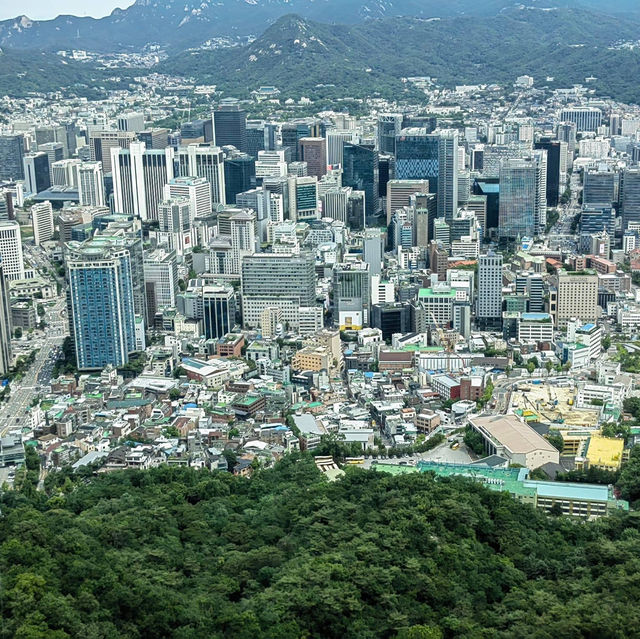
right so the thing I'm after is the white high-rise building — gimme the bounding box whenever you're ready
[77,162,105,207]
[229,210,256,276]
[176,144,226,206]
[437,130,459,222]
[255,150,288,180]
[111,141,174,220]
[326,130,355,166]
[477,252,503,328]
[0,221,25,280]
[32,201,55,246]
[164,176,212,222]
[157,198,193,256]
[143,247,178,324]
[51,159,81,187]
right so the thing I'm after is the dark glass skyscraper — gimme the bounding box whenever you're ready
[343,142,379,219]
[0,135,25,181]
[224,151,255,204]
[534,138,561,207]
[213,105,247,153]
[395,129,439,183]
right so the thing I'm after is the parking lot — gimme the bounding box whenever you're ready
[363,441,474,469]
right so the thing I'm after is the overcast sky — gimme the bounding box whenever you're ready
[0,1,135,20]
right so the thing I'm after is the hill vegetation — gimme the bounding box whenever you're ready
[164,9,640,104]
[1,455,640,638]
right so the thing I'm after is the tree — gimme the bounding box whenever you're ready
[617,445,640,504]
[545,361,553,376]
[602,335,612,351]
[546,432,564,452]
[169,388,182,401]
[36,303,45,317]
[463,425,485,456]
[13,327,22,339]
[526,361,536,377]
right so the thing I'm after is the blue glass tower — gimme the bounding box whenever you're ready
[395,129,439,184]
[67,240,137,370]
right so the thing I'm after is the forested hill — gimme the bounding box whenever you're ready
[1,456,640,638]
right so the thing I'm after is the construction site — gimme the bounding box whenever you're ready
[509,381,600,428]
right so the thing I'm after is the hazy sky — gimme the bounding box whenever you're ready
[0,1,135,20]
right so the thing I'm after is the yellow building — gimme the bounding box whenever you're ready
[575,435,624,471]
[292,347,331,373]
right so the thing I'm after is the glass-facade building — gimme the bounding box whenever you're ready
[67,241,137,370]
[203,286,236,339]
[498,159,537,240]
[395,130,439,183]
[342,142,379,218]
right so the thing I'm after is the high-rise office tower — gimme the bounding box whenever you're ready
[213,104,247,152]
[321,187,351,224]
[89,131,137,174]
[0,221,24,281]
[386,179,431,225]
[343,141,379,219]
[333,261,371,330]
[534,138,561,207]
[288,176,318,222]
[559,107,602,132]
[35,125,69,157]
[377,113,404,155]
[281,121,316,162]
[176,144,226,206]
[255,150,288,182]
[363,228,384,277]
[229,210,256,276]
[580,207,615,238]
[556,121,577,156]
[23,152,51,195]
[0,135,25,181]
[288,162,308,178]
[246,123,266,159]
[584,168,616,208]
[111,141,175,220]
[51,159,81,187]
[78,162,106,207]
[299,137,327,178]
[437,130,459,222]
[117,112,145,133]
[395,129,439,182]
[498,153,546,240]
[180,119,214,144]
[203,285,236,339]
[326,130,354,167]
[157,198,193,255]
[137,128,170,150]
[241,253,317,329]
[31,201,55,246]
[164,176,212,221]
[143,247,178,325]
[622,169,640,231]
[477,252,503,329]
[38,142,64,183]
[0,259,12,375]
[224,150,255,205]
[550,269,598,330]
[67,238,138,370]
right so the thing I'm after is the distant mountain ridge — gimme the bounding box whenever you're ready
[0,0,638,52]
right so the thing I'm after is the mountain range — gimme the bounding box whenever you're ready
[0,0,639,52]
[164,8,640,103]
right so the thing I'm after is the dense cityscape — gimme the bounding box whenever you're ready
[1,0,640,637]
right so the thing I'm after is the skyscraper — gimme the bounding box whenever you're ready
[224,150,255,204]
[534,138,561,207]
[213,104,247,153]
[0,259,12,375]
[143,247,178,325]
[326,130,354,167]
[343,142,379,219]
[164,176,212,221]
[23,152,51,195]
[31,201,55,246]
[117,112,145,133]
[395,129,439,182]
[111,142,175,220]
[559,107,602,132]
[38,142,64,184]
[288,176,318,222]
[377,113,403,155]
[477,252,503,329]
[176,144,226,206]
[157,198,193,255]
[67,238,138,370]
[437,130,459,222]
[551,269,598,330]
[51,159,81,188]
[622,169,640,232]
[78,162,106,207]
[333,261,371,330]
[363,228,384,277]
[299,137,327,178]
[0,221,25,281]
[0,135,25,181]
[89,131,137,174]
[584,168,616,208]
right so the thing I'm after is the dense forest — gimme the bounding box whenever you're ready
[2,456,640,638]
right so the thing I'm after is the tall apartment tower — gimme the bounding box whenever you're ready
[176,144,226,205]
[111,142,175,220]
[477,252,503,329]
[550,269,598,330]
[437,130,459,222]
[213,104,247,153]
[0,259,12,375]
[78,162,106,207]
[0,221,25,281]
[66,238,138,370]
[0,135,25,181]
[299,137,327,178]
[32,201,55,246]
